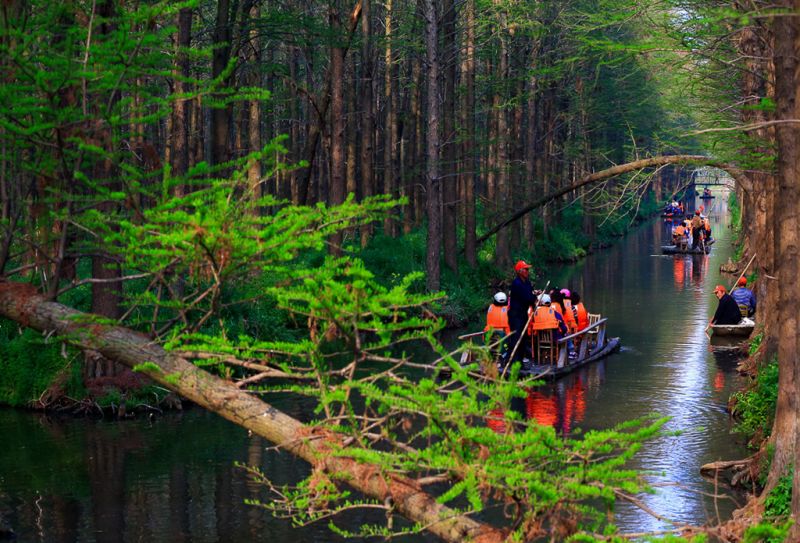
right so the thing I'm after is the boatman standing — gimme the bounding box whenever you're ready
[710,285,742,326]
[506,260,537,364]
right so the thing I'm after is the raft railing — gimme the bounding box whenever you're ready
[550,317,608,369]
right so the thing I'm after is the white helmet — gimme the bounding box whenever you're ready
[493,292,507,305]
[539,293,551,304]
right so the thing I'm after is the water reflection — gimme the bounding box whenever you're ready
[512,194,748,532]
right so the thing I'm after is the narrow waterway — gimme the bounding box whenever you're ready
[0,193,750,542]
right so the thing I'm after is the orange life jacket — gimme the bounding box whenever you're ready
[575,302,589,330]
[674,225,685,236]
[484,304,510,335]
[531,306,559,332]
[562,300,578,331]
[704,218,711,231]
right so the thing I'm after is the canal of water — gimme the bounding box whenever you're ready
[0,193,751,542]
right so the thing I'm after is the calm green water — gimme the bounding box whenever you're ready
[0,193,749,541]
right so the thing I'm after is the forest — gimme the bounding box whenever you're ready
[0,0,799,541]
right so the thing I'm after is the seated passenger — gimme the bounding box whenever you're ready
[710,285,743,326]
[570,292,590,331]
[485,292,511,336]
[730,277,756,317]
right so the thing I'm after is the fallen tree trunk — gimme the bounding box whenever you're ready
[476,155,741,247]
[0,281,507,543]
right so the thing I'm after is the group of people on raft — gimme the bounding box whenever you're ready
[663,201,685,216]
[672,208,713,250]
[483,260,593,367]
[710,276,757,326]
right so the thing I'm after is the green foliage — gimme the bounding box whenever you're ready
[0,319,85,406]
[731,357,778,447]
[764,472,792,518]
[729,191,746,261]
[743,519,791,543]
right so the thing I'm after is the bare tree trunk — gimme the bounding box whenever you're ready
[494,12,510,268]
[172,8,192,198]
[0,283,507,543]
[461,0,476,267]
[211,0,233,168]
[246,2,262,208]
[360,0,375,246]
[383,0,397,237]
[412,56,424,228]
[424,0,441,292]
[329,6,346,255]
[769,7,800,528]
[441,0,457,272]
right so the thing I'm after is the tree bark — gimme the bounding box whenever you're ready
[493,11,510,268]
[359,0,375,246]
[329,4,346,255]
[383,0,398,237]
[172,7,192,198]
[211,0,233,168]
[769,7,800,533]
[424,0,441,292]
[461,0,476,267]
[441,0,457,273]
[246,2,262,209]
[0,281,506,543]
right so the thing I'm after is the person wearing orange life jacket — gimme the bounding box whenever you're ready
[570,292,590,330]
[530,294,568,338]
[672,223,686,245]
[484,292,511,336]
[703,216,712,240]
[559,288,578,333]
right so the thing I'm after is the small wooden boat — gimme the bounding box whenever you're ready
[711,317,755,337]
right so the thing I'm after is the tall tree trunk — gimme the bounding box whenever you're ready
[87,0,124,381]
[441,0,457,272]
[246,2,262,208]
[171,8,192,198]
[424,0,441,292]
[383,0,397,237]
[769,5,800,528]
[494,14,510,268]
[360,0,375,246]
[412,55,424,228]
[211,0,232,168]
[461,0,476,267]
[329,10,346,254]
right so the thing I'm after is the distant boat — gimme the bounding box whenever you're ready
[711,317,755,337]
[700,194,715,199]
[661,238,715,254]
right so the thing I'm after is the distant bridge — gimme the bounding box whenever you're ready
[691,167,735,188]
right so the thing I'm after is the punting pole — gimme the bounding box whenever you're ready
[502,280,550,378]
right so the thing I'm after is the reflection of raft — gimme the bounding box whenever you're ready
[661,238,715,254]
[711,317,755,337]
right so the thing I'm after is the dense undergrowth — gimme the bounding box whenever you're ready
[0,196,660,409]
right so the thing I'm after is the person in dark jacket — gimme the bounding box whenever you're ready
[506,260,537,363]
[710,285,742,326]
